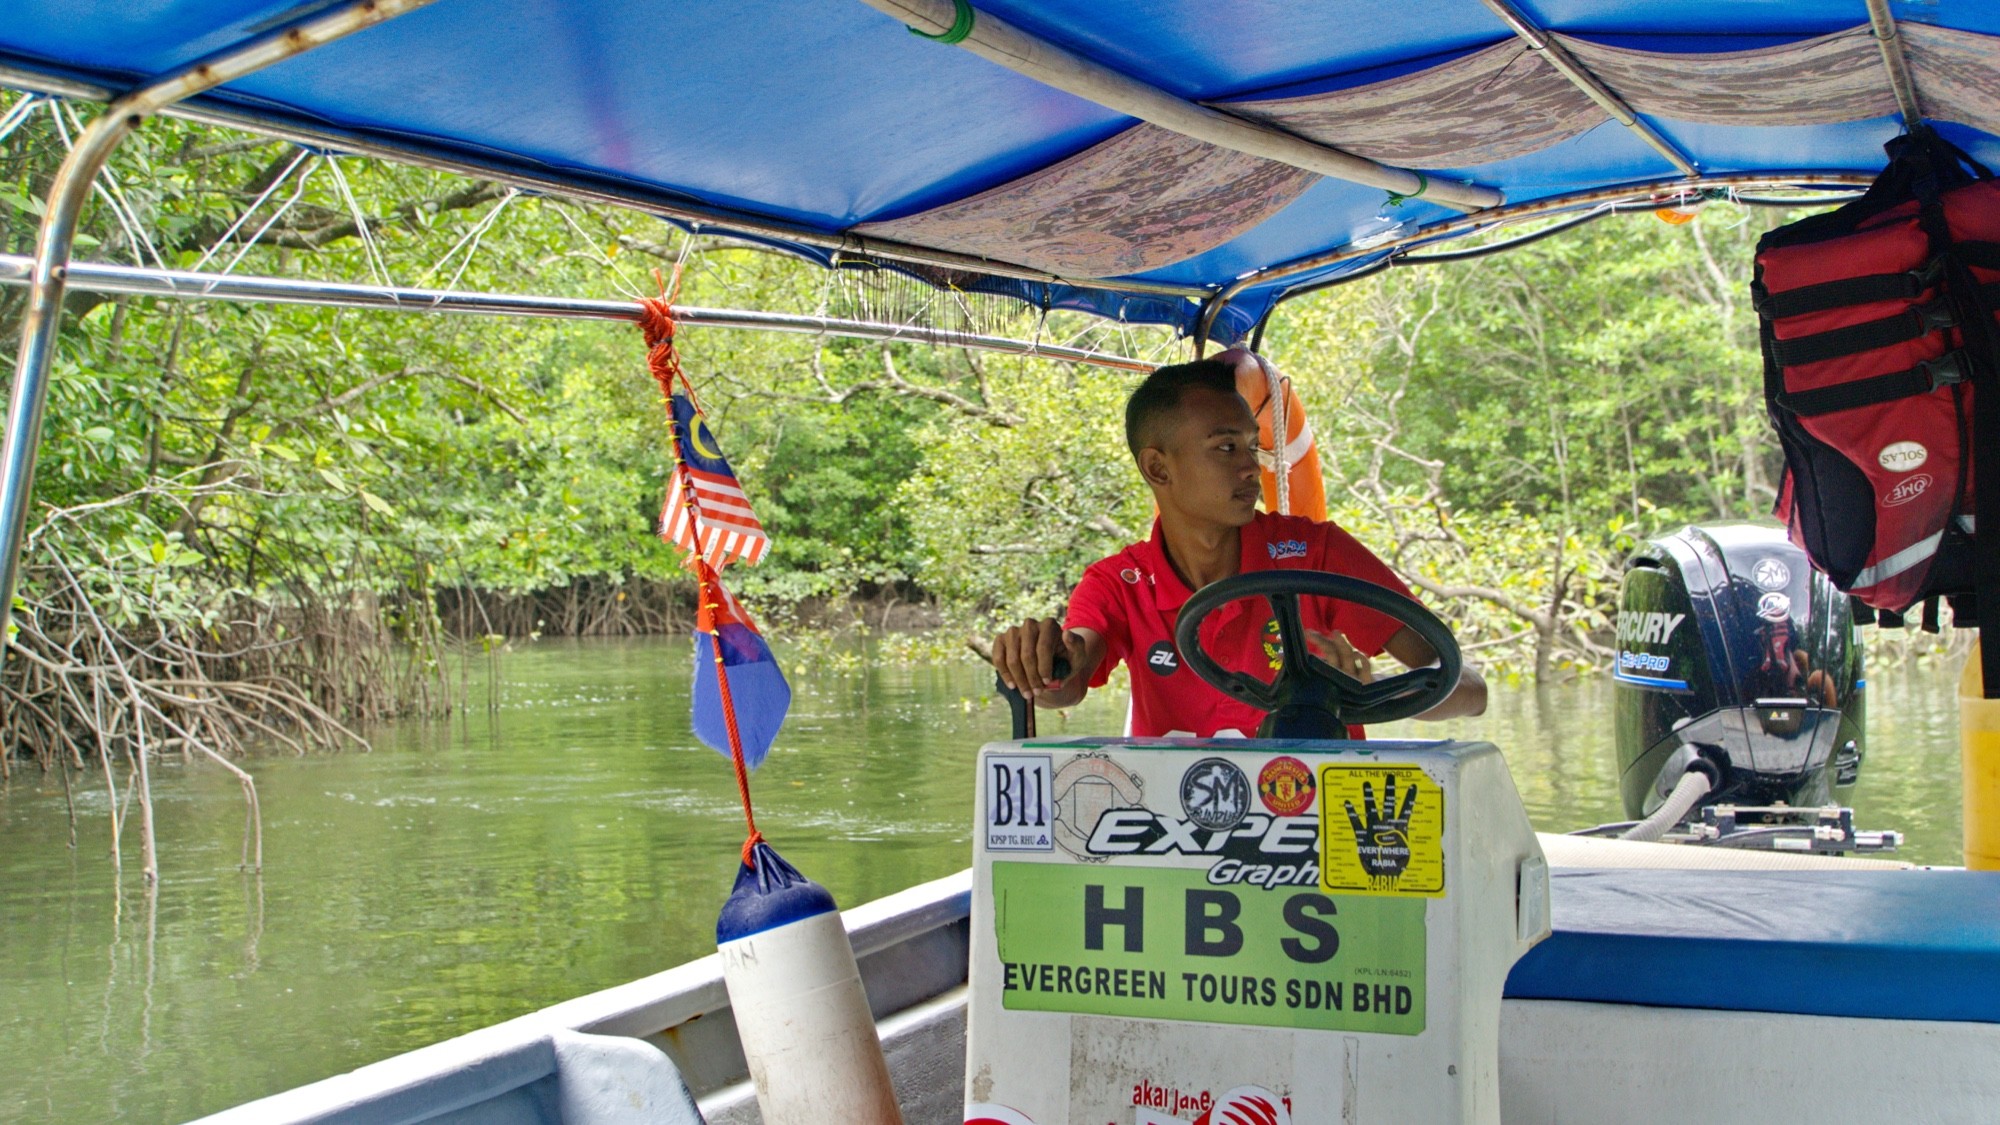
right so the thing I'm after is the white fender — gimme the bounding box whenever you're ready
[718,842,904,1124]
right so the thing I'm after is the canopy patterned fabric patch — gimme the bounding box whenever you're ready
[1226,41,1601,168]
[855,124,1316,276]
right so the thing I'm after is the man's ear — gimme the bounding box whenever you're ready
[1138,446,1171,489]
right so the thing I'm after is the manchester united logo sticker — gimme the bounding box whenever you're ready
[1257,756,1315,816]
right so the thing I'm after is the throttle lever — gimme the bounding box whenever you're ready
[996,657,1072,740]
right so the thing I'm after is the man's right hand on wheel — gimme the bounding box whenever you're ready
[991,617,1090,703]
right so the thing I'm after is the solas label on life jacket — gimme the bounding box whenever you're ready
[1879,441,1929,472]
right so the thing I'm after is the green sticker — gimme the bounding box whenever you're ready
[992,861,1426,1035]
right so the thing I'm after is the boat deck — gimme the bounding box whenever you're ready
[192,838,2000,1125]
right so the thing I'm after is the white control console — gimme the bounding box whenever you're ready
[965,738,1548,1125]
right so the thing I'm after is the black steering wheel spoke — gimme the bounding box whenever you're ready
[1353,665,1445,708]
[1303,654,1368,695]
[1173,570,1461,736]
[1265,590,1312,673]
[1218,668,1279,712]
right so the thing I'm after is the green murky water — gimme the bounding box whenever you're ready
[0,639,1966,1122]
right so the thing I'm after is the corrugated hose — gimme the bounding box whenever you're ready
[1622,767,1715,843]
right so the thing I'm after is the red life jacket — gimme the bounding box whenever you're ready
[1755,126,1998,696]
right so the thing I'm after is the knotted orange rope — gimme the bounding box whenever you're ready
[699,563,764,868]
[646,269,763,866]
[639,267,683,399]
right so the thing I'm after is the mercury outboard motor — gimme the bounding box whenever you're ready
[1608,524,1893,852]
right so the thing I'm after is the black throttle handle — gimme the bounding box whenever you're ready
[997,657,1072,740]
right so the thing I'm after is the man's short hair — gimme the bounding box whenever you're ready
[1125,358,1241,460]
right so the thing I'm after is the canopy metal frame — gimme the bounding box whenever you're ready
[1864,0,1924,127]
[1195,172,1879,347]
[1476,0,1700,179]
[0,254,1153,371]
[0,61,1211,303]
[1218,2,1936,346]
[0,0,444,666]
[860,0,1501,212]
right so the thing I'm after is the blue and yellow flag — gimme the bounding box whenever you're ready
[692,562,790,769]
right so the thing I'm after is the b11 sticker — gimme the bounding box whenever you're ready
[1319,765,1445,897]
[987,754,1053,851]
[993,860,1426,1035]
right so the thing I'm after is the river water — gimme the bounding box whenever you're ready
[0,638,1967,1122]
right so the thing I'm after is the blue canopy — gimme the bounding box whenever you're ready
[3,0,1997,342]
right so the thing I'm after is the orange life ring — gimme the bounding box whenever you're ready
[1217,348,1328,521]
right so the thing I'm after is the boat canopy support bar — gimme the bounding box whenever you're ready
[1865,0,1925,128]
[0,254,1153,372]
[0,63,1212,303]
[0,0,439,668]
[1476,0,1700,179]
[860,0,1502,212]
[1194,173,1875,344]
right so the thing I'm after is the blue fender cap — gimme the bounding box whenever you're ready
[716,840,839,944]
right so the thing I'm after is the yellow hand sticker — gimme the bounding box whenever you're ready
[1319,764,1445,897]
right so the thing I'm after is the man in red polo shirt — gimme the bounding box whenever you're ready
[991,352,1485,738]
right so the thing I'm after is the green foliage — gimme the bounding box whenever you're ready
[900,360,1155,622]
[1258,208,1807,673]
[1,87,1834,697]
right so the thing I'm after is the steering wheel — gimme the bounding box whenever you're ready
[1173,570,1462,739]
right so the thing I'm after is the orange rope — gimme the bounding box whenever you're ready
[640,264,689,399]
[646,274,764,868]
[698,563,763,866]
[640,310,680,402]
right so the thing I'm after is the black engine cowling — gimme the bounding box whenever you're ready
[1613,523,1866,819]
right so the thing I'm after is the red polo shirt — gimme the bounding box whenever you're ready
[1064,512,1416,739]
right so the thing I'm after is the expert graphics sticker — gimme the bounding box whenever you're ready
[1319,765,1445,897]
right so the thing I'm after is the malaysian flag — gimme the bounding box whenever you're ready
[659,386,770,567]
[692,561,790,770]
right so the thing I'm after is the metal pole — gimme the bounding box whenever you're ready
[1476,0,1700,179]
[0,62,1213,302]
[0,254,1154,372]
[1194,172,1875,342]
[1864,0,1925,127]
[0,0,437,664]
[857,0,1501,212]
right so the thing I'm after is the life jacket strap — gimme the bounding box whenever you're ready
[1753,256,1945,321]
[1770,297,1957,368]
[1777,349,1968,416]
